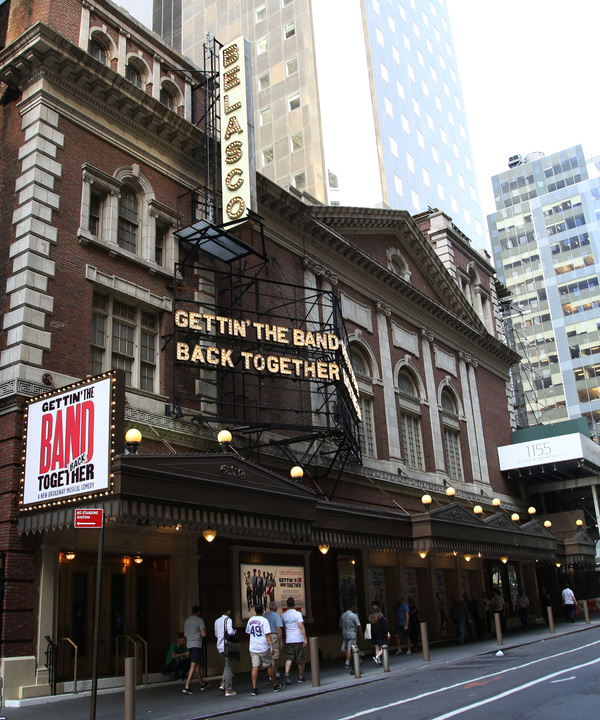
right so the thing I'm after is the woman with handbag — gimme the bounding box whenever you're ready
[214,604,238,697]
[368,604,388,666]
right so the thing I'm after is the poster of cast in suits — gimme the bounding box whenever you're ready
[240,564,305,620]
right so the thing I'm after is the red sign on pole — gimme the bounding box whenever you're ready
[75,508,104,528]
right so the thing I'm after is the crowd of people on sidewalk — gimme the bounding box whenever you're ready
[165,583,582,698]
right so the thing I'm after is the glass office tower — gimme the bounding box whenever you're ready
[153,0,486,246]
[489,145,600,434]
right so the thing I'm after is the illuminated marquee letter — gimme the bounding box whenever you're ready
[222,43,239,67]
[225,141,243,163]
[224,115,243,141]
[226,168,244,190]
[224,94,242,114]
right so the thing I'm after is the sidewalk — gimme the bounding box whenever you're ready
[2,618,599,719]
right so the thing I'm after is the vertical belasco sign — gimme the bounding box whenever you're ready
[220,36,257,222]
[21,371,123,510]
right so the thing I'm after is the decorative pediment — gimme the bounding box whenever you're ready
[428,502,485,527]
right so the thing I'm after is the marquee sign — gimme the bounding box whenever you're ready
[220,36,257,222]
[20,371,124,511]
[174,310,361,421]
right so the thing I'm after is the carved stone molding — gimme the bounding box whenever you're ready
[302,256,338,285]
[420,327,434,342]
[375,300,391,317]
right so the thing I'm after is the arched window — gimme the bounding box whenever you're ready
[126,63,143,89]
[440,388,463,481]
[388,249,411,282]
[350,347,375,457]
[118,187,139,253]
[160,86,175,111]
[89,37,108,65]
[398,369,424,470]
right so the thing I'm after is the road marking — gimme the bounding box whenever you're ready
[335,639,600,720]
[551,676,576,683]
[426,658,600,720]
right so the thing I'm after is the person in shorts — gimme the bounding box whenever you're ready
[246,604,284,696]
[182,606,208,694]
[263,600,284,679]
[339,604,361,670]
[282,596,308,683]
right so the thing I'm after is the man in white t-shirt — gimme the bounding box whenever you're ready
[282,596,308,684]
[562,584,577,623]
[245,604,284,696]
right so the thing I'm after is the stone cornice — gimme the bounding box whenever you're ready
[2,24,205,180]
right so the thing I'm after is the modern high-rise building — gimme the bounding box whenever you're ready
[489,145,600,434]
[152,0,487,246]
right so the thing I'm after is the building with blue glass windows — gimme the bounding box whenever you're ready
[152,0,487,246]
[488,145,600,434]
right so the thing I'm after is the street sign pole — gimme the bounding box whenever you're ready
[89,511,105,720]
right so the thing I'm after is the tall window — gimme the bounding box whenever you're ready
[89,192,102,236]
[284,20,296,39]
[118,188,139,253]
[398,370,424,469]
[91,292,158,392]
[351,348,376,457]
[441,389,463,481]
[160,87,175,111]
[89,37,107,64]
[126,63,143,88]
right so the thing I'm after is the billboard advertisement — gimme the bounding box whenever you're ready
[240,563,305,621]
[21,371,123,510]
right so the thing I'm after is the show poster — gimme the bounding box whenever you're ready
[21,374,114,508]
[367,567,387,615]
[240,563,305,620]
[338,554,357,612]
[403,568,419,604]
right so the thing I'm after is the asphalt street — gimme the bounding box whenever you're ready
[222,633,600,720]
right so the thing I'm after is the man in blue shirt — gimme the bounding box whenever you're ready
[394,595,411,655]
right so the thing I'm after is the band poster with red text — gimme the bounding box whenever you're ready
[22,374,114,508]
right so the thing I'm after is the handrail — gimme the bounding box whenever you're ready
[59,637,78,693]
[133,634,148,685]
[115,634,148,684]
[115,635,139,678]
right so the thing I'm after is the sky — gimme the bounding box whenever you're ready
[118,0,600,231]
[446,0,600,219]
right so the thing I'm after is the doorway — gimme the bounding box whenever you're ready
[57,553,169,680]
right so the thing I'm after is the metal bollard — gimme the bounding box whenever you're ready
[309,637,320,687]
[381,645,390,672]
[125,657,135,720]
[548,606,555,634]
[351,644,361,678]
[584,600,590,625]
[494,613,503,646]
[420,621,430,662]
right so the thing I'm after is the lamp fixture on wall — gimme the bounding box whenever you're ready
[318,544,329,555]
[217,429,232,446]
[203,528,217,542]
[125,428,142,454]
